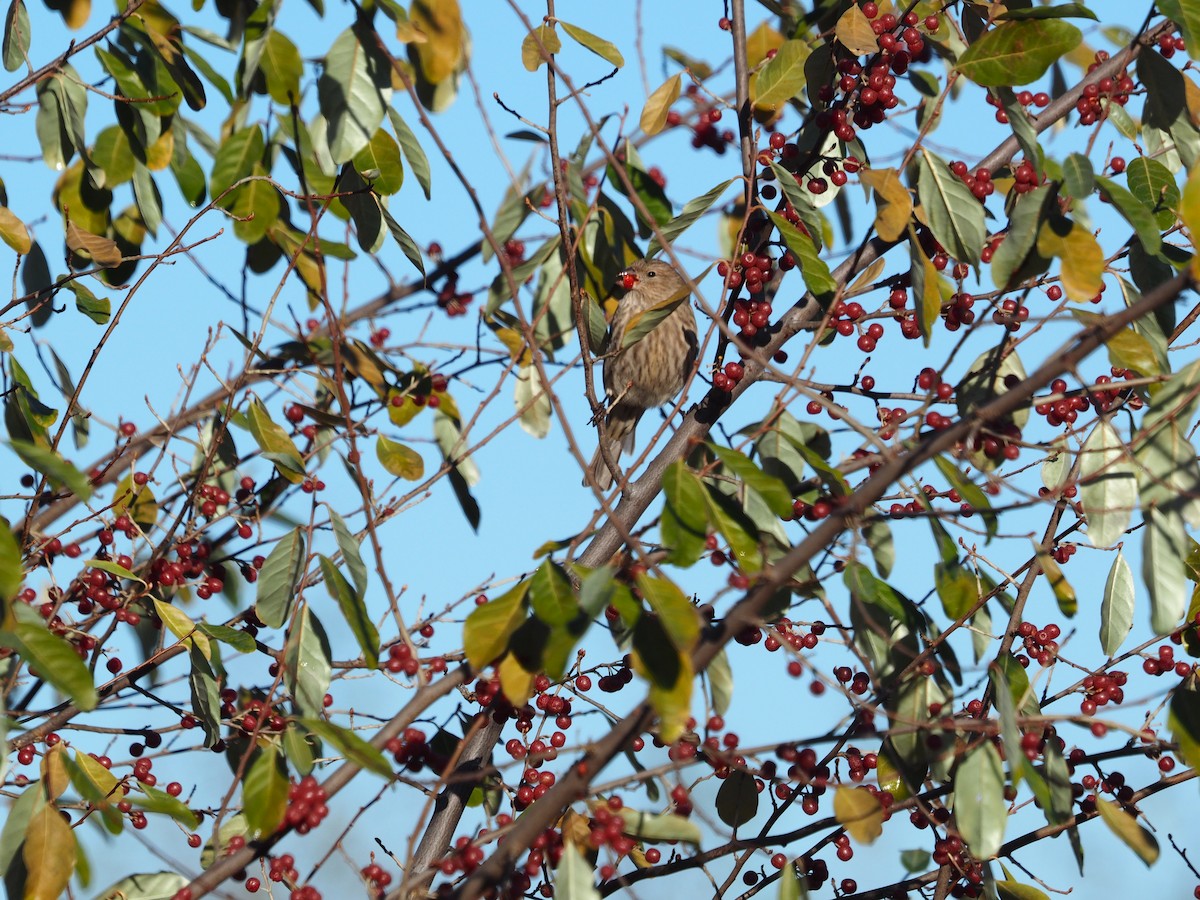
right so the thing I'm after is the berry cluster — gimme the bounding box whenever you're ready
[1078,670,1128,725]
[1075,51,1136,125]
[1015,621,1062,667]
[712,360,746,393]
[991,297,1030,332]
[1086,367,1141,413]
[435,272,473,317]
[385,727,443,774]
[686,105,734,154]
[284,775,329,834]
[949,160,995,201]
[1158,33,1189,58]
[1141,643,1192,678]
[987,88,1051,125]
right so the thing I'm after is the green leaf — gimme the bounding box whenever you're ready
[778,861,809,900]
[243,745,288,838]
[1143,505,1187,634]
[9,439,91,500]
[284,606,332,718]
[318,26,391,164]
[353,128,403,195]
[0,516,21,601]
[188,646,221,748]
[996,877,1051,900]
[615,807,701,844]
[261,30,302,104]
[92,127,136,186]
[329,509,368,599]
[319,555,379,668]
[556,843,600,900]
[1079,420,1137,546]
[463,582,529,668]
[715,769,758,828]
[1095,175,1161,256]
[640,72,680,135]
[381,207,426,277]
[933,456,997,539]
[918,150,986,268]
[954,741,1006,860]
[0,604,97,710]
[529,560,578,626]
[387,108,431,200]
[1095,798,1159,866]
[647,179,735,256]
[764,208,835,299]
[1168,680,1200,775]
[1126,156,1180,229]
[559,21,623,68]
[1061,152,1094,199]
[956,20,1082,87]
[255,527,306,629]
[991,184,1052,290]
[3,0,30,72]
[661,461,709,567]
[129,782,200,828]
[210,125,264,204]
[1099,549,1134,655]
[711,444,794,519]
[246,398,305,481]
[299,717,392,778]
[376,434,424,480]
[753,39,809,111]
[703,484,763,574]
[997,3,1098,20]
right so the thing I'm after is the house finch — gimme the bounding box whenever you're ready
[584,258,698,489]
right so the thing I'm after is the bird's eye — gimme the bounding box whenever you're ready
[647,270,657,277]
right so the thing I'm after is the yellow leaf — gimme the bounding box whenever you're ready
[65,221,122,268]
[386,389,424,426]
[1036,219,1104,302]
[859,168,913,242]
[0,207,32,255]
[1186,74,1200,126]
[835,4,878,56]
[410,0,464,84]
[40,744,69,800]
[23,803,77,900]
[640,73,681,136]
[745,20,783,66]
[492,325,532,365]
[145,129,174,171]
[1183,164,1200,273]
[833,786,884,844]
[63,0,89,28]
[497,652,535,705]
[1035,540,1077,617]
[153,598,212,658]
[521,24,560,72]
[632,647,693,743]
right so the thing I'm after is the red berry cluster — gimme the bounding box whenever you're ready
[949,160,995,201]
[966,420,1023,463]
[1034,378,1087,426]
[991,297,1030,332]
[586,797,636,856]
[931,834,984,894]
[713,360,746,393]
[1158,33,1189,58]
[1016,621,1062,667]
[435,273,473,317]
[688,106,734,154]
[1075,52,1136,125]
[368,326,391,347]
[1078,669,1127,720]
[385,727,441,773]
[718,250,775,293]
[220,692,288,736]
[284,775,328,834]
[1141,643,1192,678]
[1087,367,1141,413]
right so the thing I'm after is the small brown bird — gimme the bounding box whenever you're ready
[584,258,698,489]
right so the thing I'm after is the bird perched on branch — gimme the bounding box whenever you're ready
[584,258,698,490]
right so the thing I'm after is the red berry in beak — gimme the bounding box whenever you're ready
[617,271,638,291]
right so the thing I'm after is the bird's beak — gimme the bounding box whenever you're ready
[616,269,638,291]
